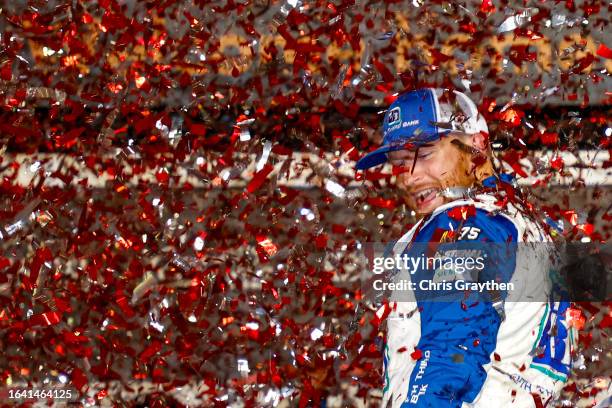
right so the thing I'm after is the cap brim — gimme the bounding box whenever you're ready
[355,133,445,170]
[355,145,397,170]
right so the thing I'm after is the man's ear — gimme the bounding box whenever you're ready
[468,131,494,182]
[470,131,489,152]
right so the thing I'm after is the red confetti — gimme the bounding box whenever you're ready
[315,233,328,249]
[595,44,612,59]
[366,197,397,209]
[70,367,88,391]
[246,164,274,194]
[139,340,162,362]
[480,0,495,13]
[29,312,61,327]
[567,308,586,330]
[531,393,545,408]
[28,246,53,290]
[447,205,477,221]
[257,235,278,258]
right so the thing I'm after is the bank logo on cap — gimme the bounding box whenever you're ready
[388,107,401,126]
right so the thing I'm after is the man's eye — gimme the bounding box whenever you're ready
[418,152,431,159]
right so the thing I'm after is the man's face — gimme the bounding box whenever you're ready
[387,134,477,216]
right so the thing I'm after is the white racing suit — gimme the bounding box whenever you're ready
[381,176,575,407]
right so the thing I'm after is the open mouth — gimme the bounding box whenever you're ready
[412,187,439,207]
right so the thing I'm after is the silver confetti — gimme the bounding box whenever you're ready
[497,8,539,33]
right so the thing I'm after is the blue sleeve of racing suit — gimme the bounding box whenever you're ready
[403,208,518,407]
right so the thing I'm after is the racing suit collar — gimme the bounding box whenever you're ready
[482,173,515,188]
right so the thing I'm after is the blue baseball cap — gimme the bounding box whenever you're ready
[355,88,488,170]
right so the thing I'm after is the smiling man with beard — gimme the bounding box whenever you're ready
[356,88,574,407]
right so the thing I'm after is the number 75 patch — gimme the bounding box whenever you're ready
[458,226,481,240]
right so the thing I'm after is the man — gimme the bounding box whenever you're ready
[356,89,574,407]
